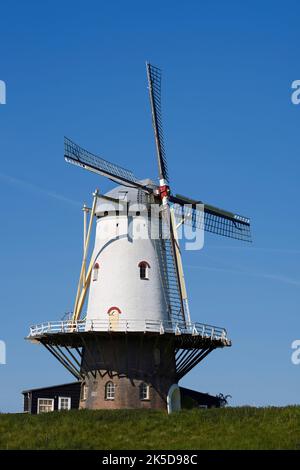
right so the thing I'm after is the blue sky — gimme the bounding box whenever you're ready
[0,0,300,411]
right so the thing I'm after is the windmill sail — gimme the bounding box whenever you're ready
[170,194,251,242]
[154,206,189,326]
[156,236,185,325]
[169,207,191,324]
[146,63,190,325]
[146,63,169,182]
[64,137,152,192]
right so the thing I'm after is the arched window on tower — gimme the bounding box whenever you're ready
[105,381,115,400]
[138,261,150,280]
[93,262,100,281]
[139,382,149,400]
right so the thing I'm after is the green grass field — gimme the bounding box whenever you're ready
[0,407,299,450]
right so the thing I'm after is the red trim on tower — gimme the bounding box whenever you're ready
[138,261,150,268]
[94,262,100,269]
[107,306,122,315]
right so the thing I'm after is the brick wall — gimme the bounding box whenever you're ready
[79,334,177,410]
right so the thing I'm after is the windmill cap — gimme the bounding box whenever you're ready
[105,179,155,202]
[94,179,156,216]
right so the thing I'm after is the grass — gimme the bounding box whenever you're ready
[0,407,299,450]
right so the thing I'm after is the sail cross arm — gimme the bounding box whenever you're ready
[64,137,153,192]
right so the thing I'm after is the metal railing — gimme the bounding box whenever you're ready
[28,319,229,343]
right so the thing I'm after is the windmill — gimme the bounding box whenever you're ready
[27,63,251,412]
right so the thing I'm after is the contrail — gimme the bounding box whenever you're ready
[209,244,300,255]
[0,172,81,207]
[186,264,300,287]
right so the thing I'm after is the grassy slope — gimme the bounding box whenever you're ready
[0,407,299,450]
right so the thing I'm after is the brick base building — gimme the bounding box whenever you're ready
[79,334,176,410]
[23,381,225,414]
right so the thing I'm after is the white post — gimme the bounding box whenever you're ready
[82,204,89,286]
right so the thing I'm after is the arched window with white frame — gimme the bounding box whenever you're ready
[139,382,149,400]
[138,261,150,280]
[105,381,115,400]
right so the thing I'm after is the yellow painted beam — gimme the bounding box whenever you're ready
[170,207,191,323]
[72,190,98,321]
[73,255,94,321]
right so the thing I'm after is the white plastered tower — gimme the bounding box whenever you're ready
[86,182,170,328]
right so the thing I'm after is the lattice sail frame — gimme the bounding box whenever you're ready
[146,63,169,182]
[154,209,186,325]
[171,201,251,242]
[64,137,150,191]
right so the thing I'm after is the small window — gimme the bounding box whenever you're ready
[105,381,115,400]
[82,383,88,401]
[37,398,54,414]
[139,382,149,400]
[138,261,150,280]
[58,397,71,411]
[93,262,100,281]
